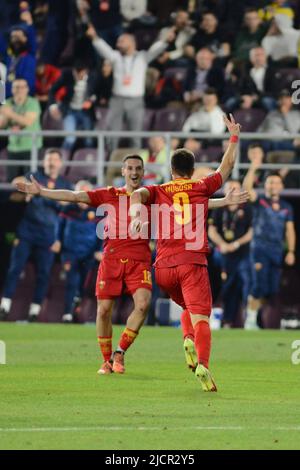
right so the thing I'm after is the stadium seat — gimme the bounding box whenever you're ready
[152,108,188,132]
[195,146,223,163]
[143,108,155,131]
[266,150,296,163]
[269,68,300,97]
[106,147,141,185]
[95,107,110,130]
[234,109,266,132]
[42,108,64,131]
[67,148,98,183]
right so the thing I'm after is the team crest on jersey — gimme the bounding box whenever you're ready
[99,281,106,290]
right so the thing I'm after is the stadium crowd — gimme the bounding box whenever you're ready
[0,0,300,329]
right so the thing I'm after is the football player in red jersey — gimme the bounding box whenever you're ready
[16,141,246,378]
[130,115,241,391]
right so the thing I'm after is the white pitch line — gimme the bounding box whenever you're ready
[0,426,300,433]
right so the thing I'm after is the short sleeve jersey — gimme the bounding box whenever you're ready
[87,186,151,263]
[145,173,223,268]
[253,196,294,254]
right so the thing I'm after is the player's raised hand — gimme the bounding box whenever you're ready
[224,114,241,136]
[225,188,249,206]
[15,175,42,196]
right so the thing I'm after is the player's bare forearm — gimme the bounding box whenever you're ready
[40,188,90,203]
[217,141,237,183]
[15,175,91,204]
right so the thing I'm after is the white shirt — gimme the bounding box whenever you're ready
[250,66,266,92]
[92,38,167,98]
[183,106,226,134]
[70,74,88,110]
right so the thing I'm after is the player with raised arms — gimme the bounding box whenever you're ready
[130,115,241,391]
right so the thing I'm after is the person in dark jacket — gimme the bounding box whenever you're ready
[57,180,102,323]
[48,62,100,150]
[184,47,225,105]
[0,149,72,322]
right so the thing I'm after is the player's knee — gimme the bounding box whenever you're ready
[97,305,111,321]
[135,297,150,315]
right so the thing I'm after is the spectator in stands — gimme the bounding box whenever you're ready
[77,0,123,47]
[258,89,300,150]
[95,59,113,107]
[184,47,225,106]
[186,11,231,62]
[208,179,253,328]
[0,78,42,181]
[87,23,175,149]
[35,61,62,113]
[2,16,37,98]
[158,9,195,67]
[262,14,300,67]
[224,48,276,112]
[233,8,268,62]
[245,143,266,186]
[41,0,71,65]
[48,62,100,151]
[57,180,102,324]
[0,149,72,322]
[183,88,225,154]
[259,0,295,22]
[145,66,183,109]
[140,136,168,184]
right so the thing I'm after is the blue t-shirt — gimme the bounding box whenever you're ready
[58,204,101,258]
[252,196,294,255]
[17,170,72,247]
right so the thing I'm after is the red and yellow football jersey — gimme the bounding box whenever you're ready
[87,186,151,263]
[145,173,223,268]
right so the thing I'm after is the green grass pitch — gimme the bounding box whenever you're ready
[0,324,300,450]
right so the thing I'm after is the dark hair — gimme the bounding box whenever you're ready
[248,143,264,151]
[44,148,63,159]
[266,171,283,182]
[204,87,218,96]
[171,149,195,177]
[244,7,259,15]
[123,154,144,167]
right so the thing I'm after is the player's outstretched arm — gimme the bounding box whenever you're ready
[209,188,249,209]
[216,114,241,183]
[15,175,91,204]
[242,157,262,202]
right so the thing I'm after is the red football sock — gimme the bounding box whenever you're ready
[118,328,138,352]
[181,309,194,340]
[194,321,211,369]
[98,336,112,362]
